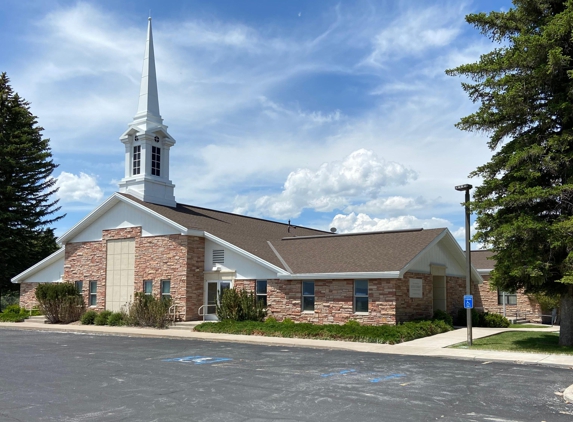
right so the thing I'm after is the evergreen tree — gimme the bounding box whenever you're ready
[0,72,63,294]
[447,0,573,345]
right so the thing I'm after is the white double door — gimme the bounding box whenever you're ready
[204,280,231,321]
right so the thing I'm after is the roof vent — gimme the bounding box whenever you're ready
[330,227,337,233]
[213,249,224,265]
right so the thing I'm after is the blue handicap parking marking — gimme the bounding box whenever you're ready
[370,373,406,383]
[321,369,356,378]
[162,356,232,365]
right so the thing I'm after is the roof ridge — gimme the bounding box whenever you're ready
[281,227,443,241]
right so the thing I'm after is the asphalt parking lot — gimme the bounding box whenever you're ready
[0,330,572,421]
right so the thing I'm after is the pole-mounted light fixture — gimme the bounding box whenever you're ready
[455,183,473,346]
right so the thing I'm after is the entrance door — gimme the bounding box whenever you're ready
[204,281,231,321]
[432,276,446,312]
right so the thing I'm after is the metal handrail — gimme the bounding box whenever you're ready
[197,305,206,322]
[168,304,178,325]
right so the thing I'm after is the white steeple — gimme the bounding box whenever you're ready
[118,17,176,207]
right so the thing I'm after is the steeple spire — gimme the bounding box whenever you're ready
[118,18,176,207]
[134,17,161,123]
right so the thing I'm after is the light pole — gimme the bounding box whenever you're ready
[455,183,473,346]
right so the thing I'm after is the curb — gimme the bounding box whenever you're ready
[564,384,573,404]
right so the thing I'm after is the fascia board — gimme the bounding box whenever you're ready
[57,193,194,244]
[117,194,193,235]
[57,194,122,244]
[277,272,401,280]
[399,229,447,277]
[11,248,64,283]
[204,232,289,275]
[441,229,484,284]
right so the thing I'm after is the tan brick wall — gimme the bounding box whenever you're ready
[475,275,542,321]
[64,227,205,321]
[395,273,433,322]
[19,282,40,309]
[446,275,467,317]
[266,278,396,325]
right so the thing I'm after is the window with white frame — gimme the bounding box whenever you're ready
[161,280,171,300]
[143,280,152,295]
[151,146,161,176]
[354,280,368,313]
[75,280,83,295]
[302,281,315,312]
[133,145,141,175]
[256,280,267,307]
[89,281,97,307]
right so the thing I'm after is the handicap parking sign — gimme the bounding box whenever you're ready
[464,295,473,309]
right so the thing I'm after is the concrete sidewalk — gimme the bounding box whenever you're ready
[0,320,570,368]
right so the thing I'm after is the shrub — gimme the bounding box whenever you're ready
[94,310,113,326]
[107,312,126,326]
[344,320,361,328]
[80,310,98,325]
[432,309,453,327]
[2,304,22,315]
[126,292,172,329]
[35,283,85,324]
[264,316,277,324]
[216,288,266,322]
[456,308,480,327]
[482,312,510,328]
[282,317,294,325]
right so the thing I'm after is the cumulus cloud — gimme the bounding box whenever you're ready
[52,172,104,203]
[233,149,417,219]
[330,212,451,233]
[344,196,430,216]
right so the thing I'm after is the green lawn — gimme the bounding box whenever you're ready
[508,324,552,329]
[451,331,573,354]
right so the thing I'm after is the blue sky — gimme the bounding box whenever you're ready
[1,0,513,246]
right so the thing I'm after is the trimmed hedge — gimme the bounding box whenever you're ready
[194,319,453,345]
[456,308,510,328]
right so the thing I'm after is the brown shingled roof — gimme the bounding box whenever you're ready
[269,228,446,274]
[119,193,327,270]
[470,250,494,271]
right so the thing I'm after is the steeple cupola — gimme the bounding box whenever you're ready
[118,17,176,207]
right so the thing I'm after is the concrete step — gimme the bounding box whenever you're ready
[168,321,209,331]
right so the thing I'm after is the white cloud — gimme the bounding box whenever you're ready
[344,196,430,216]
[362,3,464,67]
[233,149,417,219]
[53,172,104,203]
[330,212,451,233]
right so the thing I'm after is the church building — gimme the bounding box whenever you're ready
[12,18,482,325]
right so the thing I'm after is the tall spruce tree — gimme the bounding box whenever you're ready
[447,0,573,345]
[0,72,63,294]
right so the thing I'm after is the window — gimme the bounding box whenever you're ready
[75,280,83,295]
[151,146,161,176]
[302,281,315,312]
[213,249,224,265]
[498,290,517,305]
[89,281,97,307]
[256,280,267,307]
[161,280,171,300]
[354,280,368,313]
[133,145,141,175]
[143,280,152,295]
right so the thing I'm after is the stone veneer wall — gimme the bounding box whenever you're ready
[395,272,433,323]
[266,278,396,325]
[19,282,40,309]
[64,226,205,321]
[475,275,542,321]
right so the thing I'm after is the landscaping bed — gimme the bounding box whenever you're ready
[193,319,453,344]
